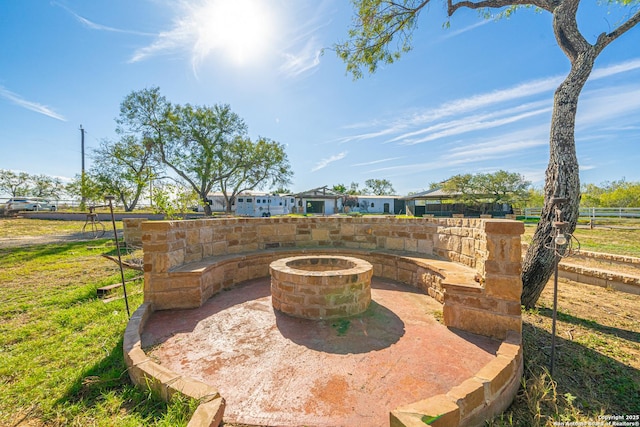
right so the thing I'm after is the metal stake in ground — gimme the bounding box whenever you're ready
[105,195,130,318]
[547,197,580,376]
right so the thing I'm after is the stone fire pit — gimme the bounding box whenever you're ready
[269,255,373,319]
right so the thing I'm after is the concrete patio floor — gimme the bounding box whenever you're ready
[141,278,501,427]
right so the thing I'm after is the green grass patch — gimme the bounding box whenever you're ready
[0,218,99,238]
[523,225,640,257]
[0,239,196,426]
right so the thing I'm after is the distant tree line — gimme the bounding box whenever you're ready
[0,170,66,199]
[581,179,640,208]
[433,173,640,210]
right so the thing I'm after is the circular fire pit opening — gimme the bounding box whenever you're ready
[270,255,373,320]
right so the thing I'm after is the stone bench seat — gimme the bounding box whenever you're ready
[157,247,481,311]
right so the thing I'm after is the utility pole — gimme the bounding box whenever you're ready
[80,125,85,173]
[80,125,86,209]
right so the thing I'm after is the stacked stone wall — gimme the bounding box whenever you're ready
[442,220,524,337]
[142,216,491,273]
[122,218,146,247]
[141,216,523,339]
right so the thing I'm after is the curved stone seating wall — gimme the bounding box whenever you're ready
[141,216,524,340]
[132,216,525,427]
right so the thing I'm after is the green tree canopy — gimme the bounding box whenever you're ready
[581,179,640,207]
[332,183,348,194]
[65,173,103,206]
[215,136,293,213]
[0,169,65,199]
[89,136,159,212]
[364,178,395,195]
[441,170,531,206]
[30,174,65,200]
[332,182,363,195]
[116,87,292,216]
[0,169,30,197]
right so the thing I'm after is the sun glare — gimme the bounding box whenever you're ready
[193,0,275,66]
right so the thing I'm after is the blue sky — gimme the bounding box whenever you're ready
[1,0,639,196]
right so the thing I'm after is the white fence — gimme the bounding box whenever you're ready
[523,207,640,219]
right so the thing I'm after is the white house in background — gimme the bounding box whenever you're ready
[291,186,406,215]
[235,192,295,217]
[292,186,344,215]
[351,195,405,215]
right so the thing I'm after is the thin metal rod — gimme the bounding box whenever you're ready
[107,198,130,318]
[550,249,559,376]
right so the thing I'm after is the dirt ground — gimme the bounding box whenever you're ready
[531,276,640,371]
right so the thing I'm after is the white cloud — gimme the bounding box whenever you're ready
[312,151,348,172]
[400,107,552,145]
[279,36,322,78]
[365,123,550,178]
[441,20,493,40]
[577,86,640,130]
[389,100,552,144]
[129,25,188,63]
[351,157,405,167]
[0,86,66,121]
[444,139,548,161]
[277,1,334,78]
[339,58,640,150]
[54,2,154,36]
[590,58,640,80]
[336,125,405,144]
[339,76,561,145]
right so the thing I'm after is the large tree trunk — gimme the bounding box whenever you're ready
[521,49,597,308]
[519,0,640,307]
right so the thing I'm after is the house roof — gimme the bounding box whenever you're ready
[292,186,343,199]
[354,195,401,199]
[402,188,461,200]
[293,186,402,200]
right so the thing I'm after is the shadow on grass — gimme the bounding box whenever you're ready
[0,239,112,263]
[537,307,640,344]
[55,337,193,425]
[519,321,640,418]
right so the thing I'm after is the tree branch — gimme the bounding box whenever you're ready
[594,9,640,55]
[448,0,554,15]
